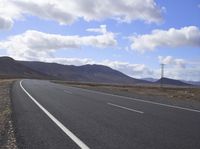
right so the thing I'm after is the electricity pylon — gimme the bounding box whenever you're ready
[160,63,165,87]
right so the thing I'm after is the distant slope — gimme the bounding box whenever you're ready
[155,77,191,86]
[19,60,148,84]
[142,78,157,82]
[0,57,49,79]
[181,80,200,86]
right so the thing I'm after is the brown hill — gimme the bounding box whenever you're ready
[0,57,49,79]
[155,77,190,86]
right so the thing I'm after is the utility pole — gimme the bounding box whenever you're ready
[160,63,165,87]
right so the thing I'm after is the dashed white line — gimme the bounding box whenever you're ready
[108,103,144,114]
[20,80,90,149]
[64,90,73,94]
[77,88,200,113]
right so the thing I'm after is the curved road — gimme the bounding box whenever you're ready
[11,79,200,149]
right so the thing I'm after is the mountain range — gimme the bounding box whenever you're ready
[19,60,147,84]
[0,56,197,86]
[0,56,147,84]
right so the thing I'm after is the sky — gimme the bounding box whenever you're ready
[0,0,200,81]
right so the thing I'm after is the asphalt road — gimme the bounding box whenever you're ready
[11,79,200,149]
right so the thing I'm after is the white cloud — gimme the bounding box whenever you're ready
[86,25,107,34]
[0,25,117,60]
[41,57,95,66]
[0,0,163,30]
[100,60,153,78]
[0,0,23,30]
[130,26,200,53]
[158,56,186,68]
[0,0,22,30]
[0,16,13,30]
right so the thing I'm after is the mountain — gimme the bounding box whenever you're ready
[19,60,148,84]
[0,57,49,79]
[181,80,200,86]
[155,77,191,86]
[142,78,158,82]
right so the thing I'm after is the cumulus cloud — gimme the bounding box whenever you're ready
[12,0,76,25]
[0,0,163,30]
[86,25,107,34]
[131,26,200,53]
[41,57,95,66]
[0,16,14,30]
[0,25,117,60]
[100,60,153,78]
[0,0,21,30]
[158,56,186,68]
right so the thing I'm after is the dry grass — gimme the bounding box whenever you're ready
[0,79,17,149]
[52,80,200,102]
[101,86,200,101]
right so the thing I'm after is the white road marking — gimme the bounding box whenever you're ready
[64,90,73,94]
[77,88,200,113]
[108,103,144,114]
[20,80,90,149]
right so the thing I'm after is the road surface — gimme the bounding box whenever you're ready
[11,79,200,149]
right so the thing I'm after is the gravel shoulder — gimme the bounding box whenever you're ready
[0,79,17,149]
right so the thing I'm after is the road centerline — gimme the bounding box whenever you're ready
[64,90,73,94]
[78,88,200,113]
[19,80,90,149]
[108,102,144,114]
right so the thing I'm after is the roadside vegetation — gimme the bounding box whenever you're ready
[0,80,17,149]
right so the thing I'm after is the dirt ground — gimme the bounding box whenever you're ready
[0,80,17,149]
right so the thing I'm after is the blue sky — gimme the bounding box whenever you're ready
[0,0,200,81]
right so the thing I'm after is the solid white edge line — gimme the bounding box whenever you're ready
[19,80,90,149]
[78,88,200,113]
[108,103,144,114]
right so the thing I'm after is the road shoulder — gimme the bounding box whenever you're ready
[0,80,17,149]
